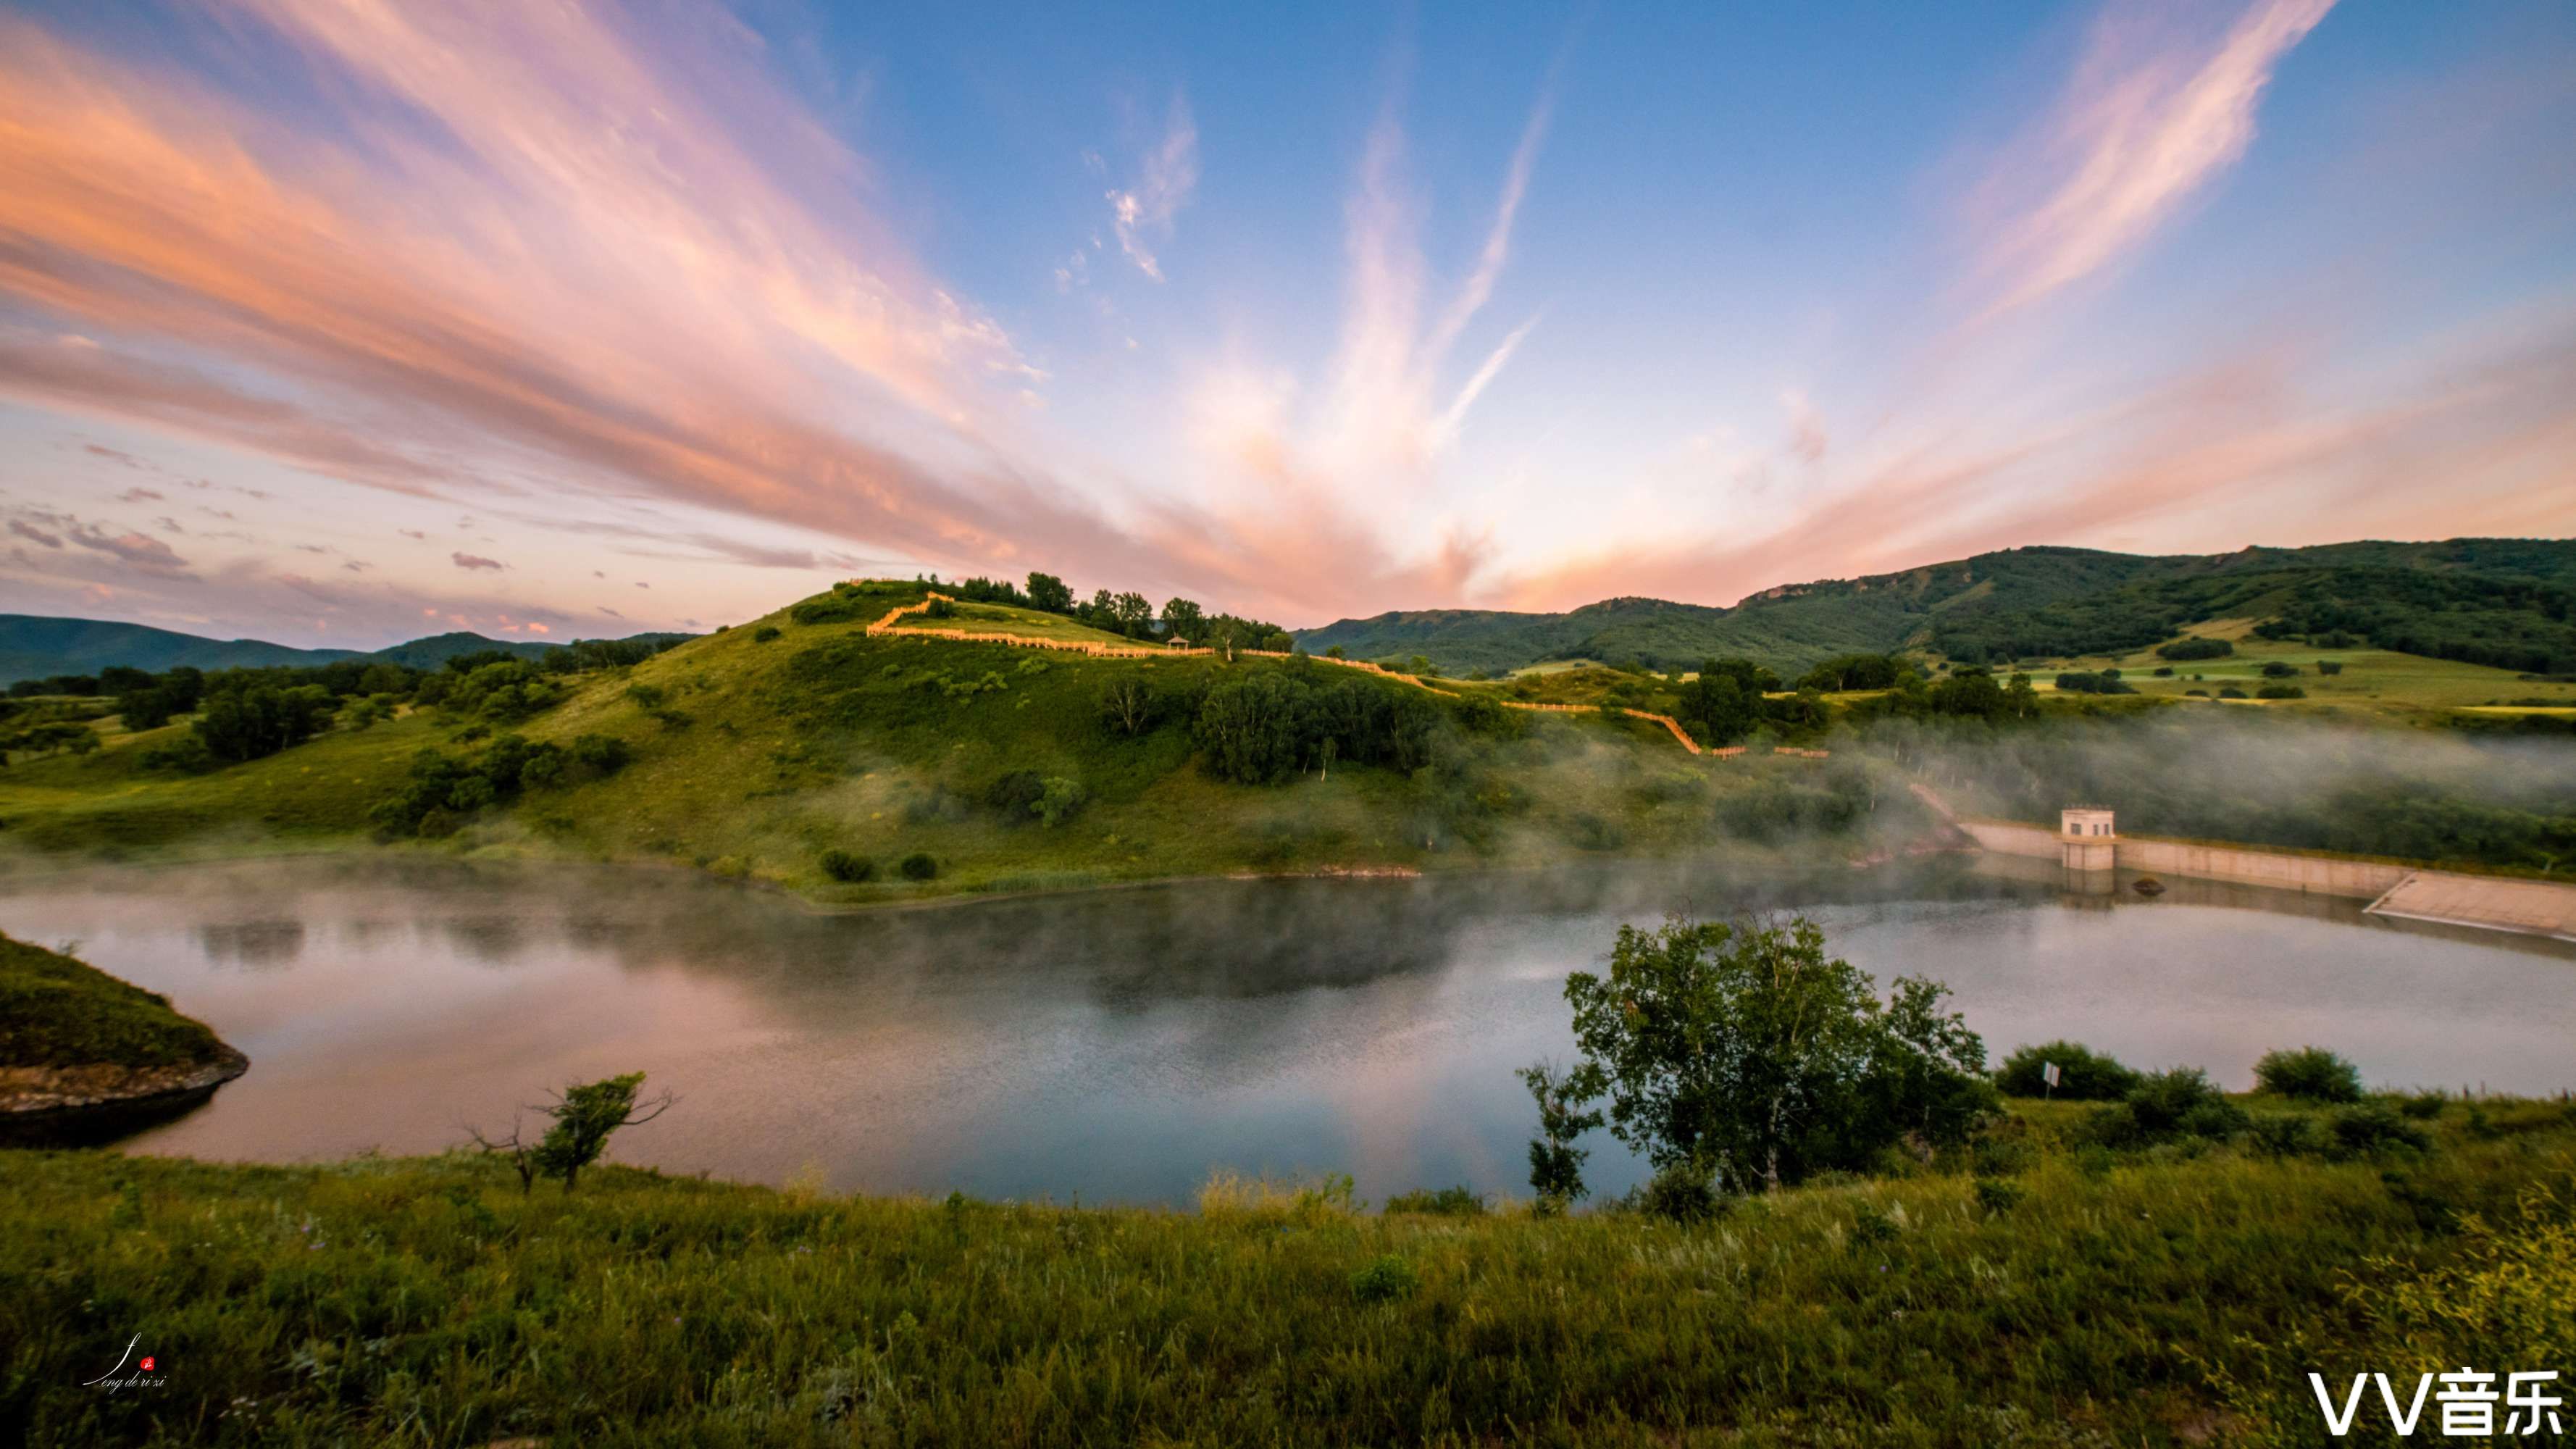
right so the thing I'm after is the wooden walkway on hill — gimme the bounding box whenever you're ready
[861,593,1810,761]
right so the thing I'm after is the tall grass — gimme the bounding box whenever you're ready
[4,1098,2570,1445]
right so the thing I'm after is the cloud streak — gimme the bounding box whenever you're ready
[1969,0,2338,318]
[1108,93,1200,281]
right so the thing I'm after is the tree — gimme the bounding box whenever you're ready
[468,1071,674,1194]
[193,682,336,761]
[1518,1060,1602,1203]
[1111,592,1154,638]
[1679,670,1753,745]
[1560,916,1989,1195]
[1099,677,1156,736]
[1026,572,1074,614]
[1160,597,1205,644]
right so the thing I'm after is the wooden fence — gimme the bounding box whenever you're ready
[861,592,1737,758]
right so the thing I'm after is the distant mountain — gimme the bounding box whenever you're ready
[0,615,693,684]
[360,632,556,669]
[0,615,357,682]
[1292,538,2576,675]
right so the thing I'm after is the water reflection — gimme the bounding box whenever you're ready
[0,855,2568,1205]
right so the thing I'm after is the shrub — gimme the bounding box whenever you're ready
[2125,1067,2246,1141]
[1348,1256,1419,1303]
[2218,686,2249,699]
[1849,1203,1900,1247]
[1973,1178,2023,1214]
[923,598,956,619]
[819,849,874,883]
[2248,1114,2321,1157]
[752,625,781,643]
[2317,659,2343,675]
[2399,1091,2447,1119]
[2152,666,2173,677]
[1634,1166,1721,1224]
[898,851,939,882]
[2254,684,2306,700]
[984,770,1046,820]
[2259,661,2299,677]
[2328,1101,2432,1159]
[1382,1186,1486,1216]
[1995,1041,2140,1100]
[1032,777,1087,827]
[2157,637,2233,660]
[2254,1046,2363,1103]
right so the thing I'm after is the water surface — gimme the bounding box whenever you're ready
[3,856,2568,1204]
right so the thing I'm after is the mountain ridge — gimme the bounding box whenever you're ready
[0,614,690,685]
[1292,538,2576,674]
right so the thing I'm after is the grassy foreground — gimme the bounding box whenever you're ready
[4,1099,2571,1446]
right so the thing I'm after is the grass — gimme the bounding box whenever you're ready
[0,932,225,1070]
[2010,620,2576,721]
[4,1096,2570,1445]
[882,600,1145,649]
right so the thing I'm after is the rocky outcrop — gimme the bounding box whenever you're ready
[1,1043,249,1119]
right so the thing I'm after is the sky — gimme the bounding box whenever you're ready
[0,0,2572,648]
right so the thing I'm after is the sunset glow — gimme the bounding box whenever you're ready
[3,0,2572,644]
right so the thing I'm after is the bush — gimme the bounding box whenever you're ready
[2317,659,2343,675]
[1995,1041,2140,1100]
[1973,1178,2023,1214]
[1849,1204,1899,1248]
[2399,1090,2447,1119]
[2328,1101,2432,1159]
[752,625,781,643]
[2254,684,2307,700]
[898,851,939,882]
[923,598,956,620]
[2157,638,2233,660]
[1634,1166,1721,1224]
[819,849,873,883]
[1381,1186,1486,1216]
[2247,1114,2320,1157]
[1032,777,1087,827]
[2125,1067,2246,1142]
[2254,1046,2363,1103]
[1348,1256,1420,1303]
[2218,686,2249,699]
[2260,661,2299,677]
[984,770,1046,820]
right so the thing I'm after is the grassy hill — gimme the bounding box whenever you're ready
[0,582,1923,897]
[4,1094,2568,1443]
[1295,538,2576,675]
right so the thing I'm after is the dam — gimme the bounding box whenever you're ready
[1958,808,2576,944]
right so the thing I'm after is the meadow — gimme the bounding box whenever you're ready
[4,1095,2568,1445]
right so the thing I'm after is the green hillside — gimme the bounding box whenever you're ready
[1294,538,2576,675]
[0,582,1923,897]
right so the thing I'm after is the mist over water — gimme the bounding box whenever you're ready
[2,856,2569,1206]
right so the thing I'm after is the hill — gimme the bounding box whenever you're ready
[0,615,695,684]
[0,582,1927,894]
[1294,538,2576,675]
[0,614,357,681]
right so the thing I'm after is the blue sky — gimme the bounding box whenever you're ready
[1,0,2570,645]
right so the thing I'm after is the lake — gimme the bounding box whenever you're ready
[4,856,2570,1204]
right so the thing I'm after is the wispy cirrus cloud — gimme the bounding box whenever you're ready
[1106,93,1200,281]
[1967,0,2338,318]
